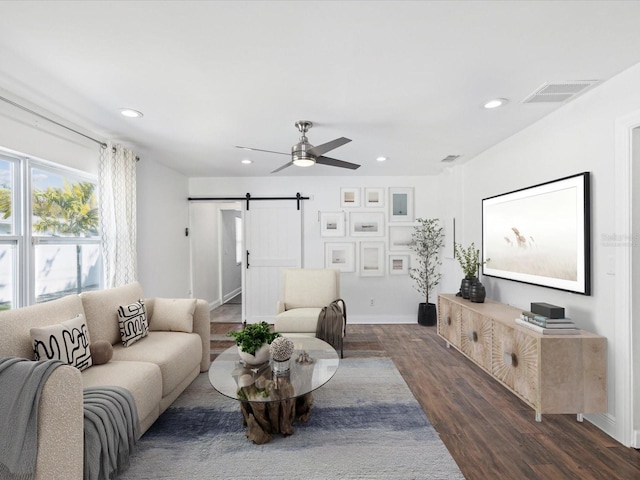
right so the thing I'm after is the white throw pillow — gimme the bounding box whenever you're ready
[150,298,197,333]
[117,299,149,347]
[30,314,93,371]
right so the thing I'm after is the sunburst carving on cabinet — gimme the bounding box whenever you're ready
[460,311,492,370]
[492,323,539,407]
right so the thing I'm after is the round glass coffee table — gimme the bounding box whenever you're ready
[208,335,339,444]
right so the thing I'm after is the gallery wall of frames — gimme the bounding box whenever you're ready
[320,187,416,277]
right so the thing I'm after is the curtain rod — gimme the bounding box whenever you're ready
[0,94,108,149]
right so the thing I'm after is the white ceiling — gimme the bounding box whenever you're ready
[1,1,640,178]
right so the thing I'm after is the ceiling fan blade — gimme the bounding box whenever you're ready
[271,161,294,173]
[306,137,351,157]
[235,146,289,156]
[315,156,360,170]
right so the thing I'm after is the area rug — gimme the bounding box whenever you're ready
[119,358,465,480]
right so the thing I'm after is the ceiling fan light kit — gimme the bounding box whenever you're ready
[237,120,360,173]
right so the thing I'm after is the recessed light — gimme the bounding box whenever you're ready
[120,108,144,118]
[241,159,252,164]
[483,98,509,109]
[376,156,387,162]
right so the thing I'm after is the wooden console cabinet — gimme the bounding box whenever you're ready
[437,294,607,422]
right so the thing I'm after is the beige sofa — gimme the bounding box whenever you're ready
[0,282,210,480]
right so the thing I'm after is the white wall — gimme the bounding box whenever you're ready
[447,62,640,445]
[189,175,449,322]
[136,159,191,298]
[0,91,99,173]
[220,208,242,301]
[633,126,640,441]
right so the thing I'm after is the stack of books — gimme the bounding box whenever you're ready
[514,303,579,335]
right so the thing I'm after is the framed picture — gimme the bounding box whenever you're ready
[364,187,385,208]
[325,242,355,272]
[320,211,346,237]
[389,225,415,251]
[350,212,385,237]
[389,254,410,275]
[389,187,414,222]
[359,242,385,276]
[340,187,361,208]
[482,172,591,295]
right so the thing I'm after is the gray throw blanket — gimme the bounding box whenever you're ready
[316,298,347,357]
[83,386,139,480]
[0,357,64,480]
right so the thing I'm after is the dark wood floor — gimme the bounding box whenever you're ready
[211,321,640,480]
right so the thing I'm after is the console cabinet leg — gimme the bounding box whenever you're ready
[535,412,542,422]
[577,413,584,422]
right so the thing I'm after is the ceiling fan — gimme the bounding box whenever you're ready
[236,120,360,173]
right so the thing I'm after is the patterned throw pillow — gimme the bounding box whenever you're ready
[30,314,93,371]
[117,299,149,347]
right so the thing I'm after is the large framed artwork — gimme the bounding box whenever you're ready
[482,172,591,295]
[325,242,355,272]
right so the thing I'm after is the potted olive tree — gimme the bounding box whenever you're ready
[409,218,444,326]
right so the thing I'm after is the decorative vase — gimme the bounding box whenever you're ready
[460,276,478,299]
[469,281,486,303]
[271,358,291,375]
[418,302,437,326]
[238,343,270,365]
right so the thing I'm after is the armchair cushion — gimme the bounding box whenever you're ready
[275,308,322,334]
[281,268,340,310]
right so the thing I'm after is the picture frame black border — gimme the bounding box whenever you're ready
[481,172,591,296]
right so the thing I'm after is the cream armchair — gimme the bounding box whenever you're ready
[274,268,344,355]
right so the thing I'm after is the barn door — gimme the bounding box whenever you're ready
[243,200,302,324]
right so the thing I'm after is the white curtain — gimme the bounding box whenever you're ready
[99,143,137,288]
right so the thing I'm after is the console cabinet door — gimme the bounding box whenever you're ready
[460,309,492,371]
[492,322,539,407]
[438,297,461,348]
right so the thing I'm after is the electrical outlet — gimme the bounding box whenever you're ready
[370,298,375,307]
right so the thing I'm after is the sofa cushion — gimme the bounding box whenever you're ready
[82,360,162,428]
[274,307,322,334]
[30,314,93,371]
[0,295,86,359]
[81,282,144,345]
[111,331,202,397]
[117,299,149,346]
[149,298,196,333]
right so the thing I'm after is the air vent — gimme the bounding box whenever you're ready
[523,80,598,104]
[441,155,460,163]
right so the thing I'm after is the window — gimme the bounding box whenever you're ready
[0,151,102,309]
[0,156,19,310]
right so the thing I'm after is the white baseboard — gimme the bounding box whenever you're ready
[633,429,640,449]
[348,314,418,325]
[223,287,242,304]
[584,412,618,443]
[209,299,221,311]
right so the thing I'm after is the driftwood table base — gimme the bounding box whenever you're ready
[238,375,314,444]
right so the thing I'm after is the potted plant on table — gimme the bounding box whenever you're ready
[227,321,280,365]
[409,218,445,326]
[454,242,487,302]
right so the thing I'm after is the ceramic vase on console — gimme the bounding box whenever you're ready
[460,276,478,300]
[469,281,486,303]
